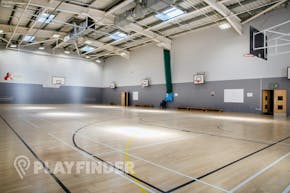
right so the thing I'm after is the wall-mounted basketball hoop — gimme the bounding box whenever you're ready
[251,20,290,58]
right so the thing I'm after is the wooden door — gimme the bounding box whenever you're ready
[121,92,126,106]
[262,90,272,114]
[121,92,129,107]
[274,89,287,114]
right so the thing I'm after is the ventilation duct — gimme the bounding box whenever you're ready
[114,0,175,27]
[64,18,95,43]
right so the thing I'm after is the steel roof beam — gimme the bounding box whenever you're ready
[203,0,242,35]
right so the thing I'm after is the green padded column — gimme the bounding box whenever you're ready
[163,49,173,94]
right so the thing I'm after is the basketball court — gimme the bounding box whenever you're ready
[0,0,290,193]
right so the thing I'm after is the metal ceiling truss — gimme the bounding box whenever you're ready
[0,0,288,61]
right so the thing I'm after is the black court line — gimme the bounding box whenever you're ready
[72,127,166,193]
[0,114,71,193]
[140,119,271,145]
[166,135,290,193]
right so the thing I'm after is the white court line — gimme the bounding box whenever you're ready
[229,152,290,193]
[19,118,40,128]
[48,133,156,193]
[95,137,190,157]
[282,184,290,193]
[78,133,229,193]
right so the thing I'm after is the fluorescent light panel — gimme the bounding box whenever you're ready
[38,13,55,24]
[219,23,231,30]
[52,34,60,38]
[110,31,127,40]
[155,7,185,21]
[22,35,35,42]
[80,45,95,52]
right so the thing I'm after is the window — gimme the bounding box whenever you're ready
[38,13,55,23]
[22,35,35,42]
[155,7,185,21]
[110,31,127,40]
[80,45,95,52]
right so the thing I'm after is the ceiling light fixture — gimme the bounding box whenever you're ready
[38,46,45,50]
[85,55,91,59]
[84,40,92,44]
[95,59,101,63]
[10,44,17,48]
[64,50,70,54]
[52,34,60,38]
[219,22,231,30]
[120,52,127,57]
[0,29,4,34]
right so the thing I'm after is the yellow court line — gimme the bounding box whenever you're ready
[125,137,149,193]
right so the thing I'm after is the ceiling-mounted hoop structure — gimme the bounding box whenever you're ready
[253,20,290,57]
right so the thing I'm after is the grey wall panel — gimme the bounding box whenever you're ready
[102,78,290,115]
[0,83,102,104]
[102,85,166,106]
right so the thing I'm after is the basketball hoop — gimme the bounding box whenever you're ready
[243,53,255,57]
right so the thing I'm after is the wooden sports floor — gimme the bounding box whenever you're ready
[0,104,289,193]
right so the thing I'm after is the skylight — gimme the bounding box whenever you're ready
[80,45,95,52]
[38,13,55,24]
[22,35,35,42]
[155,7,185,21]
[110,31,127,40]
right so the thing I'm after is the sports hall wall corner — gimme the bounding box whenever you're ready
[102,6,290,115]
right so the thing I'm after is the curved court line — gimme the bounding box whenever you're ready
[139,118,271,146]
[72,128,164,193]
[48,133,157,193]
[76,130,229,193]
[95,137,189,157]
[166,136,290,192]
[228,152,290,193]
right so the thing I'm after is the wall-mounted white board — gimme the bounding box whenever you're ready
[133,91,139,101]
[224,89,244,103]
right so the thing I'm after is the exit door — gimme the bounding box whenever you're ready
[262,90,274,114]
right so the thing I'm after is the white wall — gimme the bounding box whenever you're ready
[0,50,103,87]
[103,7,290,87]
[103,45,165,87]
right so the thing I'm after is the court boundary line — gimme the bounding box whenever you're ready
[48,133,155,193]
[166,136,290,192]
[229,152,290,193]
[95,137,191,157]
[48,133,158,193]
[72,130,166,193]
[0,114,71,193]
[75,129,229,193]
[139,119,272,145]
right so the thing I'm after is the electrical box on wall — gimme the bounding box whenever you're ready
[141,79,150,87]
[194,73,205,85]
